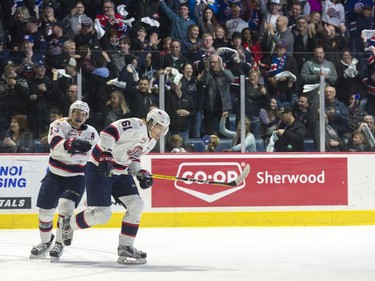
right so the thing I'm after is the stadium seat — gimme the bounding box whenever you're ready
[256,139,265,152]
[186,138,205,152]
[34,139,45,153]
[229,114,236,131]
[216,139,233,151]
[359,97,367,112]
[303,138,317,152]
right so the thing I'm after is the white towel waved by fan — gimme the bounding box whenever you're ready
[266,131,279,152]
[274,71,296,81]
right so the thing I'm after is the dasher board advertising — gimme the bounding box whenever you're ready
[151,158,348,207]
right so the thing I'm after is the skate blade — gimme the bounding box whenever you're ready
[117,256,147,265]
[50,256,60,263]
[30,253,48,259]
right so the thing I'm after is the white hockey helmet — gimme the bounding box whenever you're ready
[146,109,170,135]
[69,100,90,119]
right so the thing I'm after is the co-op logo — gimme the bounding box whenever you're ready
[175,162,248,202]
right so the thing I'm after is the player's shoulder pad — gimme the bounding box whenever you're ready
[130,118,146,128]
[126,118,146,129]
[85,124,98,131]
[51,117,69,127]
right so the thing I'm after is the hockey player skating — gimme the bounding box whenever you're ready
[60,109,170,264]
[30,101,99,263]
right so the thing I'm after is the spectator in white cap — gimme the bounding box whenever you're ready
[64,57,77,68]
[258,0,283,42]
[53,57,78,96]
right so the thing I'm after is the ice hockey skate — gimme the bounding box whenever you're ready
[59,216,73,246]
[49,242,64,263]
[30,234,55,259]
[117,245,147,265]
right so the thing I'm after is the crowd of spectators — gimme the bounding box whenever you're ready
[1,0,375,153]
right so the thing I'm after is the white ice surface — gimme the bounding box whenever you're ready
[1,226,375,281]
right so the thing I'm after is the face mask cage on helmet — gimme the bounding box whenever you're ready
[146,109,170,136]
[69,101,90,119]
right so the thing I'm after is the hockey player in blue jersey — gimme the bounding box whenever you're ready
[30,101,99,262]
[60,108,170,264]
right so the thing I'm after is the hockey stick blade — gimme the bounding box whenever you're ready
[233,163,250,186]
[132,164,251,187]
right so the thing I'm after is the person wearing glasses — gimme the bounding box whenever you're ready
[59,84,79,116]
[201,54,235,135]
[96,0,127,38]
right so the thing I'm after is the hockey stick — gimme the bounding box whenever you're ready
[133,164,250,186]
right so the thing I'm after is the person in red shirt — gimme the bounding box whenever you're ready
[95,0,127,38]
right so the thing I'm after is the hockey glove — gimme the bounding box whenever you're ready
[97,152,114,177]
[64,138,92,153]
[136,169,153,189]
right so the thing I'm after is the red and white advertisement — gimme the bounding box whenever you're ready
[152,158,348,207]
